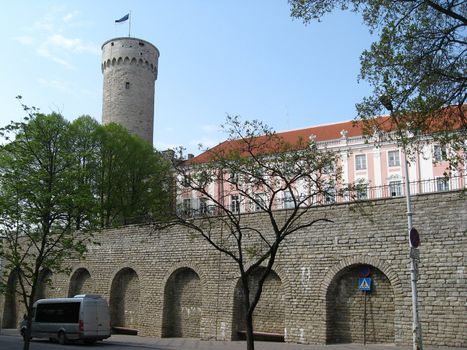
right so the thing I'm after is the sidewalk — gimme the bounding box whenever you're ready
[1,328,465,350]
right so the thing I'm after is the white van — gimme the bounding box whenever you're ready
[20,294,111,344]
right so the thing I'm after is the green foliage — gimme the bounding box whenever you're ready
[289,0,466,167]
[0,107,96,346]
[96,123,173,226]
[0,98,172,349]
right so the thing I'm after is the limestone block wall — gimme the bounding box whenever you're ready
[1,191,465,347]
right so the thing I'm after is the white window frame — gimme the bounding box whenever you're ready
[230,195,240,213]
[434,145,447,162]
[389,180,402,197]
[199,197,208,214]
[436,177,449,192]
[254,193,266,211]
[229,172,240,184]
[324,186,336,204]
[355,154,367,171]
[182,174,191,187]
[355,179,368,200]
[182,198,191,215]
[323,161,335,175]
[388,150,401,167]
[283,191,295,209]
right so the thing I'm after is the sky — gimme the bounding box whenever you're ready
[1,1,375,154]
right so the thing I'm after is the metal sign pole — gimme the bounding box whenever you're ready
[403,151,423,350]
[379,97,423,350]
[364,291,367,345]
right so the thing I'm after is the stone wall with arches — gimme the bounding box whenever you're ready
[1,191,465,347]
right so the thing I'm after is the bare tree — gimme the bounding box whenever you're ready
[154,116,345,350]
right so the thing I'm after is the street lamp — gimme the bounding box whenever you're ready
[379,97,423,350]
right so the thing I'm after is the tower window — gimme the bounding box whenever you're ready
[125,82,130,89]
[111,42,114,46]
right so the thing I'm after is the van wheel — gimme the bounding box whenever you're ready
[58,331,66,345]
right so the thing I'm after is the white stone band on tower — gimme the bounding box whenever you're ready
[101,37,159,145]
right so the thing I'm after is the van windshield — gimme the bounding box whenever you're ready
[35,302,80,323]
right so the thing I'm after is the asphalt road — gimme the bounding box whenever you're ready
[1,331,465,350]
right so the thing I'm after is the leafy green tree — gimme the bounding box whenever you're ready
[289,0,466,166]
[0,103,93,350]
[155,116,341,350]
[0,99,172,349]
[68,116,101,230]
[95,123,172,227]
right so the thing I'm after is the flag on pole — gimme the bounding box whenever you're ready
[115,14,129,23]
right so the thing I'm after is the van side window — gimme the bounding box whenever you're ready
[36,302,80,323]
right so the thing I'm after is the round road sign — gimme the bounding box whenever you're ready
[359,265,371,278]
[410,227,421,248]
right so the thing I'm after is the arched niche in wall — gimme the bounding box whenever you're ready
[109,267,140,332]
[325,264,395,344]
[231,267,285,342]
[161,267,201,338]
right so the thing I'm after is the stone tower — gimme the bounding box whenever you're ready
[101,37,159,145]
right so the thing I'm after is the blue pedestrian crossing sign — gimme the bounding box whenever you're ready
[358,277,372,291]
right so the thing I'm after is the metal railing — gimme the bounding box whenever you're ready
[356,174,464,200]
[314,175,465,205]
[178,175,466,217]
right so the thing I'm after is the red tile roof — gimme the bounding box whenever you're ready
[187,105,465,165]
[186,118,378,164]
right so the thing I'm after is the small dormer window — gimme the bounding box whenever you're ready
[125,82,130,89]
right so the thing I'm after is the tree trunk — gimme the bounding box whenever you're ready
[245,311,255,350]
[22,312,33,350]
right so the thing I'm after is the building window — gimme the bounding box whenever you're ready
[182,174,191,187]
[254,193,266,211]
[199,198,208,215]
[125,82,130,89]
[434,145,447,161]
[231,195,240,213]
[182,199,191,216]
[324,187,336,204]
[229,172,240,185]
[388,150,400,167]
[283,191,295,209]
[323,160,335,175]
[355,154,367,170]
[389,181,402,197]
[356,183,368,200]
[436,177,449,192]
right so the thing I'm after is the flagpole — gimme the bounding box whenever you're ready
[128,11,131,37]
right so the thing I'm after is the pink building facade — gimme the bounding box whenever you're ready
[178,119,466,213]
